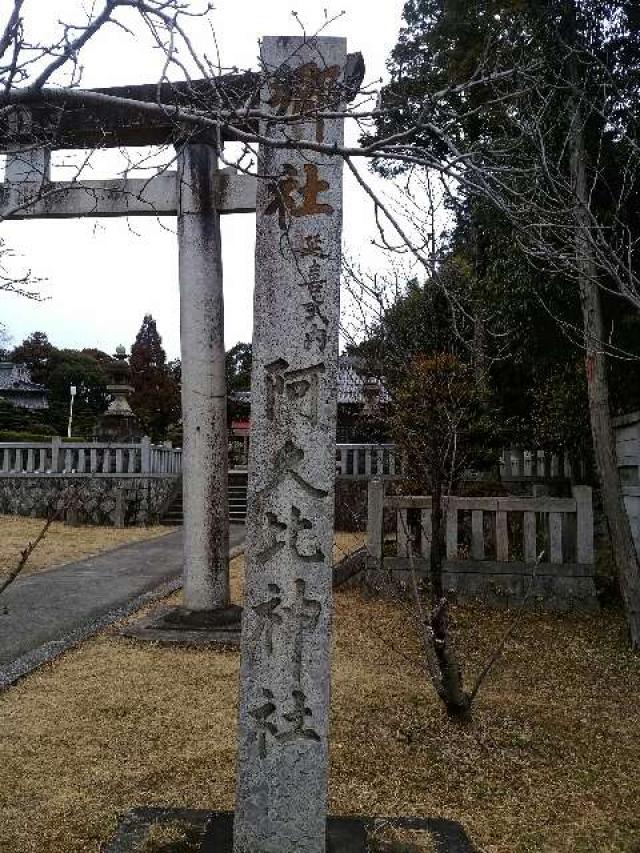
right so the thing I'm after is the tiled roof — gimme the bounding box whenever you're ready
[0,362,48,394]
[228,357,387,406]
[230,390,251,405]
[336,355,388,405]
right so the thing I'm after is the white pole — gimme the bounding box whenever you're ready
[67,385,77,439]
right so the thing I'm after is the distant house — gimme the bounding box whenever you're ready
[228,355,387,456]
[336,355,387,442]
[0,362,49,410]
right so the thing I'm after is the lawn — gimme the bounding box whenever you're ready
[0,548,639,852]
[0,515,177,578]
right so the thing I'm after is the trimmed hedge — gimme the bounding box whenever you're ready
[0,430,57,442]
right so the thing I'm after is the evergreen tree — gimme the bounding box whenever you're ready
[225,342,252,392]
[129,314,180,441]
[371,0,640,646]
[11,331,54,383]
[8,332,111,436]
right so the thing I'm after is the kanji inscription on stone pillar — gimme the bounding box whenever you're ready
[234,36,347,853]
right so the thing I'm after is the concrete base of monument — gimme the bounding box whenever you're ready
[102,808,478,852]
[120,604,242,648]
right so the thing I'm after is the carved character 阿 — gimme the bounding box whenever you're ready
[265,358,325,426]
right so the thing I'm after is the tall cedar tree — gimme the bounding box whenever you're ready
[129,315,180,441]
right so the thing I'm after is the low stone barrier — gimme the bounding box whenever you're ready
[0,475,177,526]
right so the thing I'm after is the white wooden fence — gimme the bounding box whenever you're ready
[0,437,182,476]
[0,438,583,486]
[335,444,402,480]
[500,448,575,481]
[366,481,594,570]
[335,444,578,482]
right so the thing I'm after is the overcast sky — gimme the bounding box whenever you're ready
[0,0,411,360]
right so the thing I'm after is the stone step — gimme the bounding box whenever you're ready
[160,483,248,524]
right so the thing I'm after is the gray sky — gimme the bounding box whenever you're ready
[0,0,409,360]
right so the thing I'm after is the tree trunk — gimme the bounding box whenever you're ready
[571,107,640,648]
[430,598,471,720]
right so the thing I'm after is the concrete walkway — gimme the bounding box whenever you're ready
[0,525,245,680]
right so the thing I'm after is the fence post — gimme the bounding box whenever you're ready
[420,506,432,559]
[471,510,485,560]
[140,436,152,473]
[573,485,594,564]
[496,507,509,562]
[502,450,513,480]
[366,479,384,566]
[397,508,408,557]
[446,498,458,559]
[50,436,61,473]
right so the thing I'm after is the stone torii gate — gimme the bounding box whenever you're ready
[0,78,257,618]
[1,37,387,853]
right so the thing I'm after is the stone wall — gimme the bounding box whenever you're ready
[367,559,598,612]
[441,561,598,612]
[0,475,178,526]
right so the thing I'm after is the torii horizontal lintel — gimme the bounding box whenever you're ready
[0,73,259,151]
[0,172,256,219]
[0,54,364,152]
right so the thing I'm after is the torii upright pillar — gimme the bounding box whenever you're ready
[176,142,229,612]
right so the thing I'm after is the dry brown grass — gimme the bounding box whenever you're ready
[139,820,202,852]
[0,515,177,578]
[333,531,365,563]
[1,547,639,853]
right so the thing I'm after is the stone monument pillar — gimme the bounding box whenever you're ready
[176,143,230,612]
[234,36,347,853]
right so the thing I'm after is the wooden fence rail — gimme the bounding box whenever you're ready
[367,481,594,569]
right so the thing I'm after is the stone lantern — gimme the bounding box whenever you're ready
[95,345,141,442]
[361,374,381,416]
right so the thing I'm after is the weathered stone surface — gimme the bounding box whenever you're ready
[0,172,256,220]
[121,605,243,648]
[234,36,348,853]
[177,143,230,611]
